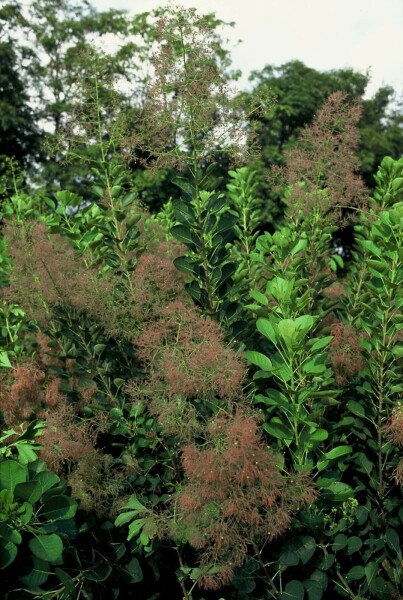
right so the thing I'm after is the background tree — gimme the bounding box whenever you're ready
[118,6,242,213]
[0,0,155,193]
[0,3,41,178]
[1,1,402,218]
[244,60,403,226]
[0,43,41,168]
[358,86,403,185]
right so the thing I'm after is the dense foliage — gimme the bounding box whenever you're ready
[0,4,402,599]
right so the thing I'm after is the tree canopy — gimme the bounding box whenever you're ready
[0,42,41,168]
[243,60,403,224]
[0,1,401,220]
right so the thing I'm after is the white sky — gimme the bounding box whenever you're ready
[91,0,403,100]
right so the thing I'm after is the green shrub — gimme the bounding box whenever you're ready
[0,6,402,598]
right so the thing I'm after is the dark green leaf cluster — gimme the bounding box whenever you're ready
[171,174,243,333]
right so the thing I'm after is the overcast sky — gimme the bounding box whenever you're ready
[92,0,403,99]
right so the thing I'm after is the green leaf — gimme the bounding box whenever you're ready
[0,460,27,491]
[354,452,373,475]
[110,185,122,198]
[122,557,143,583]
[19,558,50,587]
[115,510,138,527]
[17,501,33,525]
[346,536,362,555]
[360,337,372,352]
[291,239,308,256]
[127,518,145,541]
[91,185,105,198]
[245,351,272,371]
[346,565,365,581]
[297,536,316,565]
[44,197,56,210]
[280,580,305,599]
[84,563,112,582]
[316,459,329,472]
[0,541,18,570]
[0,522,21,545]
[392,344,403,358]
[263,421,293,441]
[361,240,382,257]
[122,191,137,207]
[391,176,403,191]
[93,344,106,355]
[365,561,378,588]
[279,542,300,567]
[205,213,218,234]
[310,336,333,352]
[295,314,314,336]
[172,177,195,198]
[140,530,149,546]
[171,224,194,246]
[371,576,393,596]
[323,445,352,460]
[42,495,77,522]
[220,261,236,285]
[185,280,204,303]
[173,256,200,277]
[304,579,323,600]
[33,471,60,495]
[255,391,290,412]
[113,378,125,389]
[245,303,265,313]
[277,319,297,344]
[0,351,12,368]
[367,259,388,273]
[302,356,326,374]
[216,213,237,234]
[122,495,146,512]
[29,534,63,562]
[269,356,292,383]
[16,444,39,465]
[347,400,366,418]
[172,198,195,224]
[331,534,348,551]
[326,482,354,501]
[250,289,268,305]
[55,190,83,208]
[385,528,401,556]
[206,194,227,214]
[309,429,328,442]
[14,481,42,504]
[55,567,76,596]
[256,318,277,344]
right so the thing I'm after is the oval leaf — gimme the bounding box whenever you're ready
[171,224,194,246]
[42,495,77,522]
[347,400,366,418]
[245,351,272,371]
[0,460,27,491]
[29,534,63,562]
[14,481,42,504]
[0,541,18,570]
[324,445,352,460]
[280,580,305,599]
